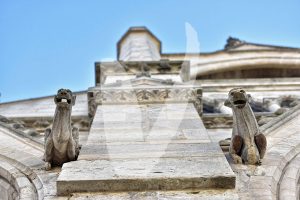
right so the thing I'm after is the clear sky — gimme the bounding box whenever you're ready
[1,0,300,102]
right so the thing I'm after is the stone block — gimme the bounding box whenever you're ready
[57,103,235,195]
[57,158,235,195]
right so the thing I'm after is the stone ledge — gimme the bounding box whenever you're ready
[57,158,235,196]
[0,160,39,200]
[0,121,44,148]
[0,154,44,199]
[278,154,300,199]
[0,177,18,200]
[69,189,238,199]
[261,103,300,135]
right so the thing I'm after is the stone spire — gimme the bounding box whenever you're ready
[117,27,161,61]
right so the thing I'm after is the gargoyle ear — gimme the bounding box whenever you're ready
[224,99,232,108]
[72,95,76,105]
[247,94,252,102]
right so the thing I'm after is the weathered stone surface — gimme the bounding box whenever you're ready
[225,88,266,165]
[57,158,235,195]
[57,103,235,195]
[0,159,40,200]
[0,177,17,200]
[227,105,300,200]
[79,142,222,160]
[0,92,88,118]
[2,26,300,199]
[117,27,161,61]
[44,89,80,170]
[69,189,238,199]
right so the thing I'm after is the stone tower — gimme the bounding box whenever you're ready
[117,27,161,61]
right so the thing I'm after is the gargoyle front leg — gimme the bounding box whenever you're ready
[255,133,267,159]
[72,127,80,159]
[230,135,243,164]
[44,128,53,170]
[67,139,76,161]
[67,127,79,161]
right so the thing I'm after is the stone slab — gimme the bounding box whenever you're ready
[69,189,239,200]
[57,103,235,195]
[79,142,223,160]
[57,157,235,195]
[86,128,210,143]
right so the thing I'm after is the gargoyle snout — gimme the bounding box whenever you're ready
[58,90,68,96]
[230,89,246,100]
[55,89,73,106]
[233,92,245,99]
[230,90,247,108]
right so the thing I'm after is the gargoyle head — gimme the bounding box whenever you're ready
[54,89,76,108]
[225,88,251,109]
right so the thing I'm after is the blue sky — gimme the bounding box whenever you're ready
[1,0,300,102]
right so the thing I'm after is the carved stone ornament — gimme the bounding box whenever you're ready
[88,87,202,118]
[43,89,80,170]
[224,88,267,165]
[225,37,245,50]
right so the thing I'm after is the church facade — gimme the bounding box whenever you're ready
[0,27,300,199]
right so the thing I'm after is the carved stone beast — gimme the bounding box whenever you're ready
[44,89,79,170]
[225,88,267,165]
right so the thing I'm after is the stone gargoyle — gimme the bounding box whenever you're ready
[225,88,267,165]
[44,89,79,170]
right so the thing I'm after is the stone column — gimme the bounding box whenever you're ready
[117,27,161,61]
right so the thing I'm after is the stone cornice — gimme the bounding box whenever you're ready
[95,60,190,85]
[88,85,202,120]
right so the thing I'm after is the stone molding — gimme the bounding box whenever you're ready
[88,86,202,119]
[0,121,44,148]
[203,112,275,129]
[260,103,300,135]
[263,96,299,111]
[224,37,245,50]
[0,155,44,200]
[192,56,300,79]
[95,60,190,85]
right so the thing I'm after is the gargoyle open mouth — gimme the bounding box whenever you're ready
[56,97,71,104]
[233,99,246,108]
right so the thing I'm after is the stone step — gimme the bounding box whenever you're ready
[57,103,236,195]
[57,157,235,195]
[79,142,223,160]
[85,128,210,143]
[69,189,239,199]
[91,118,205,130]
[79,141,223,160]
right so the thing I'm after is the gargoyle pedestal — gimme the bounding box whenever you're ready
[225,88,267,165]
[43,89,80,170]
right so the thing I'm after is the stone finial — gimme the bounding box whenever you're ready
[117,27,161,61]
[136,62,151,78]
[225,37,245,50]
